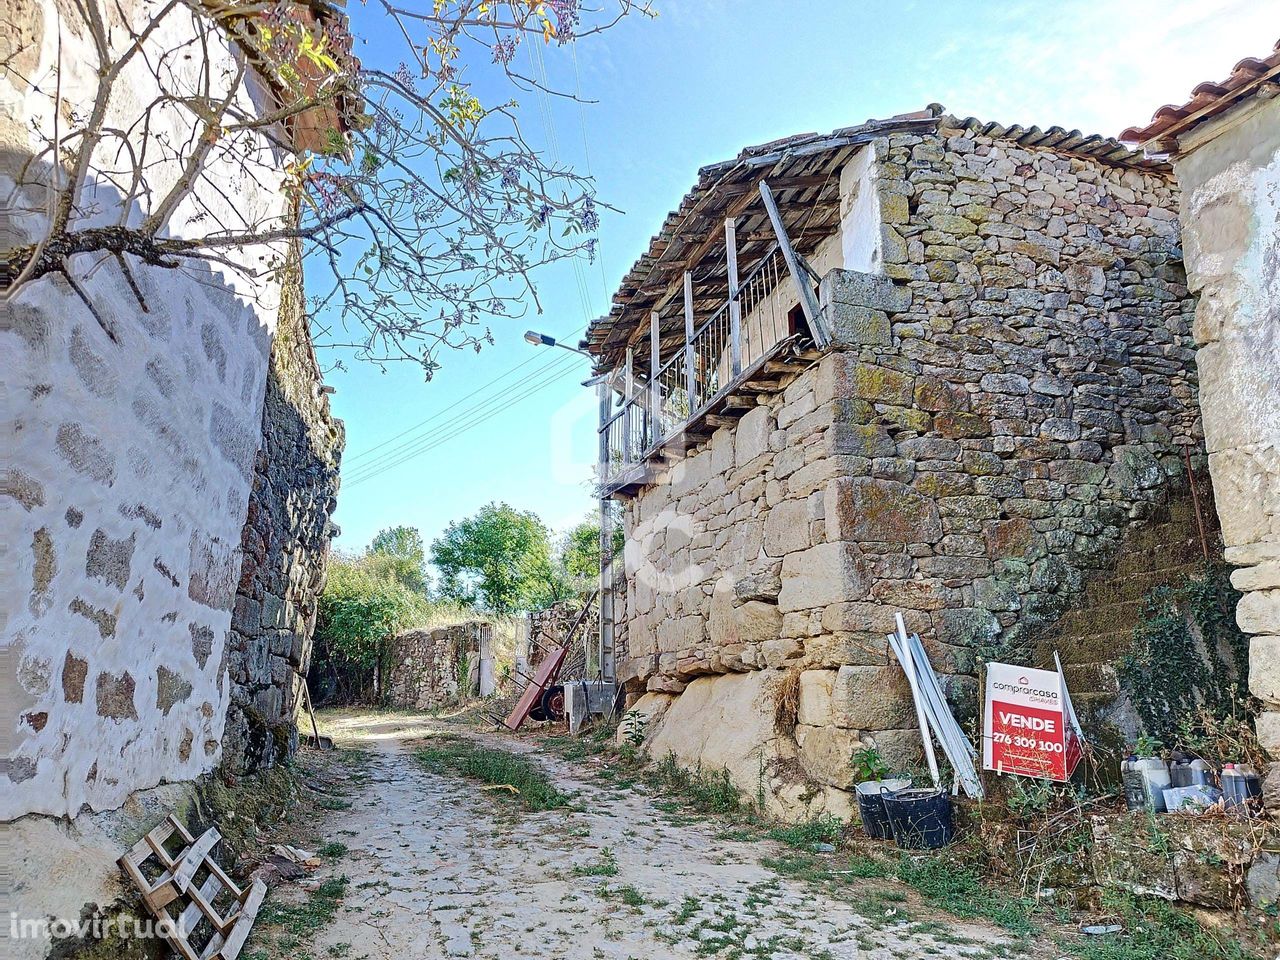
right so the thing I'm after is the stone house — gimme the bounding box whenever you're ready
[2,0,344,943]
[1122,41,1280,789]
[585,106,1209,819]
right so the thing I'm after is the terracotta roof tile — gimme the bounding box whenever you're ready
[1120,40,1280,148]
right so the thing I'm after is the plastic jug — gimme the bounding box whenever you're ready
[1135,756,1171,812]
[1187,758,1215,787]
[1121,755,1148,811]
[1169,751,1192,788]
[1222,763,1262,813]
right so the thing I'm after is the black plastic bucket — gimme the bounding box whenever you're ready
[883,788,953,849]
[854,779,911,840]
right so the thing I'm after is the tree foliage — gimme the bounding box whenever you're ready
[312,549,432,702]
[430,501,567,613]
[366,524,429,593]
[4,0,652,376]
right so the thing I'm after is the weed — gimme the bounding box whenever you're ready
[673,896,702,925]
[895,857,1036,937]
[416,736,568,811]
[258,875,349,939]
[765,815,842,849]
[1064,890,1259,960]
[317,841,348,859]
[649,752,741,815]
[572,847,619,878]
[851,745,891,783]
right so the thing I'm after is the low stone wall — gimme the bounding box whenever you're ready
[222,253,343,776]
[385,621,491,709]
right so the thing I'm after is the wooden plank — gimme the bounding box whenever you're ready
[649,311,660,446]
[204,855,244,901]
[173,828,220,894]
[725,217,742,378]
[759,180,827,348]
[177,871,225,939]
[209,878,267,960]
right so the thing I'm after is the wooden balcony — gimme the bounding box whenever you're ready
[596,182,830,499]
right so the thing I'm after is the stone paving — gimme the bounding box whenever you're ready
[260,713,1044,960]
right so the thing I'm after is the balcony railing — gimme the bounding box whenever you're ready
[598,182,828,493]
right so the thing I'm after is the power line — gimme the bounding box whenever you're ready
[345,353,584,487]
[344,350,581,483]
[344,322,586,465]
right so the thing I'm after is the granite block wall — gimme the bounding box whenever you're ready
[1171,94,1280,758]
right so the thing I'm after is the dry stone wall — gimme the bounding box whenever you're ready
[222,255,344,776]
[620,122,1202,817]
[385,622,490,709]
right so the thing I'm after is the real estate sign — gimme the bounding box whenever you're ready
[982,662,1084,782]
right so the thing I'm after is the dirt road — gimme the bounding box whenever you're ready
[256,712,1038,960]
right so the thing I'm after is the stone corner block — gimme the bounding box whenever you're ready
[819,267,912,315]
[778,541,869,613]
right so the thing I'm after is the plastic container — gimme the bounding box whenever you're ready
[883,788,953,849]
[1163,784,1222,813]
[1134,756,1172,812]
[1121,755,1148,811]
[1222,763,1262,813]
[855,778,911,840]
[1169,751,1192,788]
[1187,759,1215,787]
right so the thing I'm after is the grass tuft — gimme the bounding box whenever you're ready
[416,736,569,811]
[1065,890,1259,960]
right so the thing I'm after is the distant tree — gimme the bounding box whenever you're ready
[430,502,566,613]
[366,525,428,594]
[558,512,624,587]
[560,519,601,584]
[313,550,432,702]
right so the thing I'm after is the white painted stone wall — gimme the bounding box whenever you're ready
[1173,94,1280,753]
[730,145,882,371]
[1,1,289,819]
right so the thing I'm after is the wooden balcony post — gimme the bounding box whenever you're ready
[683,270,697,413]
[649,310,660,444]
[760,180,829,348]
[624,346,635,461]
[725,217,743,377]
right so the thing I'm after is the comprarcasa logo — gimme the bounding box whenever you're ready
[991,677,1060,705]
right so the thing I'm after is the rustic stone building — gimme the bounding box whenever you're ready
[1123,41,1280,776]
[587,106,1207,818]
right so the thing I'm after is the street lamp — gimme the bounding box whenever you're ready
[524,329,591,358]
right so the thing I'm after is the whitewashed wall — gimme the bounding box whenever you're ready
[1,1,289,818]
[1174,94,1280,755]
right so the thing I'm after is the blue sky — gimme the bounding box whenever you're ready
[323,0,1273,559]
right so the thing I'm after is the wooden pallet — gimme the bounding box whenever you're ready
[119,815,267,960]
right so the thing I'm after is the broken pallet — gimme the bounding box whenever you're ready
[119,814,267,960]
